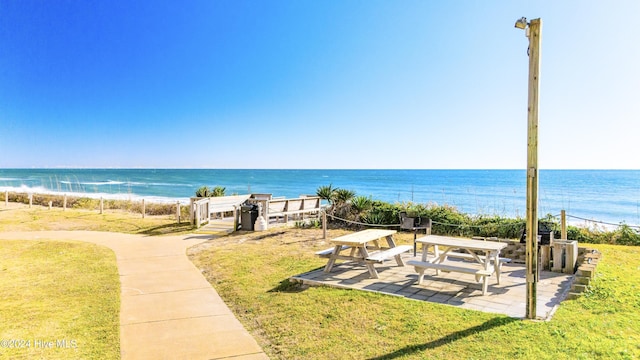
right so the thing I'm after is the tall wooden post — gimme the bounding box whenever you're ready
[100,197,104,214]
[142,199,146,219]
[525,18,542,320]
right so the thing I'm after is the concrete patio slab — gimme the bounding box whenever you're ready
[292,253,574,320]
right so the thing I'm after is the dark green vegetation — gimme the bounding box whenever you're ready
[316,185,640,245]
[195,185,226,197]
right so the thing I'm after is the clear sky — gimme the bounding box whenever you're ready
[1,1,639,169]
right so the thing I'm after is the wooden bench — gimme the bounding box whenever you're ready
[315,245,351,258]
[444,251,512,264]
[407,260,495,295]
[268,196,323,223]
[407,260,493,276]
[365,245,412,264]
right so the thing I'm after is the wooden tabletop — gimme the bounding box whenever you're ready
[331,229,396,246]
[415,235,507,252]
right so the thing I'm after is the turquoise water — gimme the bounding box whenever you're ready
[0,169,639,225]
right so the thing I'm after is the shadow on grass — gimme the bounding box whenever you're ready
[368,316,519,360]
[137,222,195,236]
[268,272,325,293]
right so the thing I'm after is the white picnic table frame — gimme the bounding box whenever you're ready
[323,229,410,279]
[409,235,508,295]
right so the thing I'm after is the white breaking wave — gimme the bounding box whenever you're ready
[0,185,190,204]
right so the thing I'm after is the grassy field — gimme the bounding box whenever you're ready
[2,203,639,359]
[0,240,120,359]
[188,228,640,360]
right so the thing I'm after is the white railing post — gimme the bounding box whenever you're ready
[63,194,67,211]
[176,201,181,223]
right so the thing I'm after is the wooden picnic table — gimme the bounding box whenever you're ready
[320,229,411,279]
[407,235,509,295]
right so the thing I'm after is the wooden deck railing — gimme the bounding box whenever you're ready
[264,196,324,223]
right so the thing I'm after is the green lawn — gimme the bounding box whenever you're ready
[0,240,120,360]
[189,228,640,360]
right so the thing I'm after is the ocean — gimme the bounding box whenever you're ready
[1,169,639,226]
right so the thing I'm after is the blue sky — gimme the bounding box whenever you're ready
[1,1,639,169]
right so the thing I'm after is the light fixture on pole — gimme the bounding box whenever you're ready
[514,17,527,30]
[515,16,542,320]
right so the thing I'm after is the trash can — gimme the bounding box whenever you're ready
[241,204,258,231]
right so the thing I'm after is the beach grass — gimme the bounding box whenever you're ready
[0,240,120,360]
[0,203,193,235]
[188,228,640,360]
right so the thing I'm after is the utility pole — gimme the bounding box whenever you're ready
[515,17,542,320]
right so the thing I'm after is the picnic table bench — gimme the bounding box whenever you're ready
[407,235,508,295]
[318,229,411,279]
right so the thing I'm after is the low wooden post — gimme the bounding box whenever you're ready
[190,198,195,225]
[63,195,67,211]
[29,193,33,208]
[322,211,327,240]
[233,205,238,231]
[48,201,52,210]
[561,210,567,240]
[142,199,146,219]
[100,197,104,214]
[4,191,8,207]
[176,201,181,223]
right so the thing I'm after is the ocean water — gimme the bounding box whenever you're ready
[0,169,639,226]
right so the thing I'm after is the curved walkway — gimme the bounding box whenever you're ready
[2,231,268,360]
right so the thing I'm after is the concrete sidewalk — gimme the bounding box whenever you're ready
[2,231,268,360]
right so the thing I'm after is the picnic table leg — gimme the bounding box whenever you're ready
[433,245,441,275]
[323,245,342,273]
[358,246,379,279]
[416,269,426,285]
[482,251,491,294]
[494,251,502,285]
[482,275,489,295]
[384,235,405,266]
